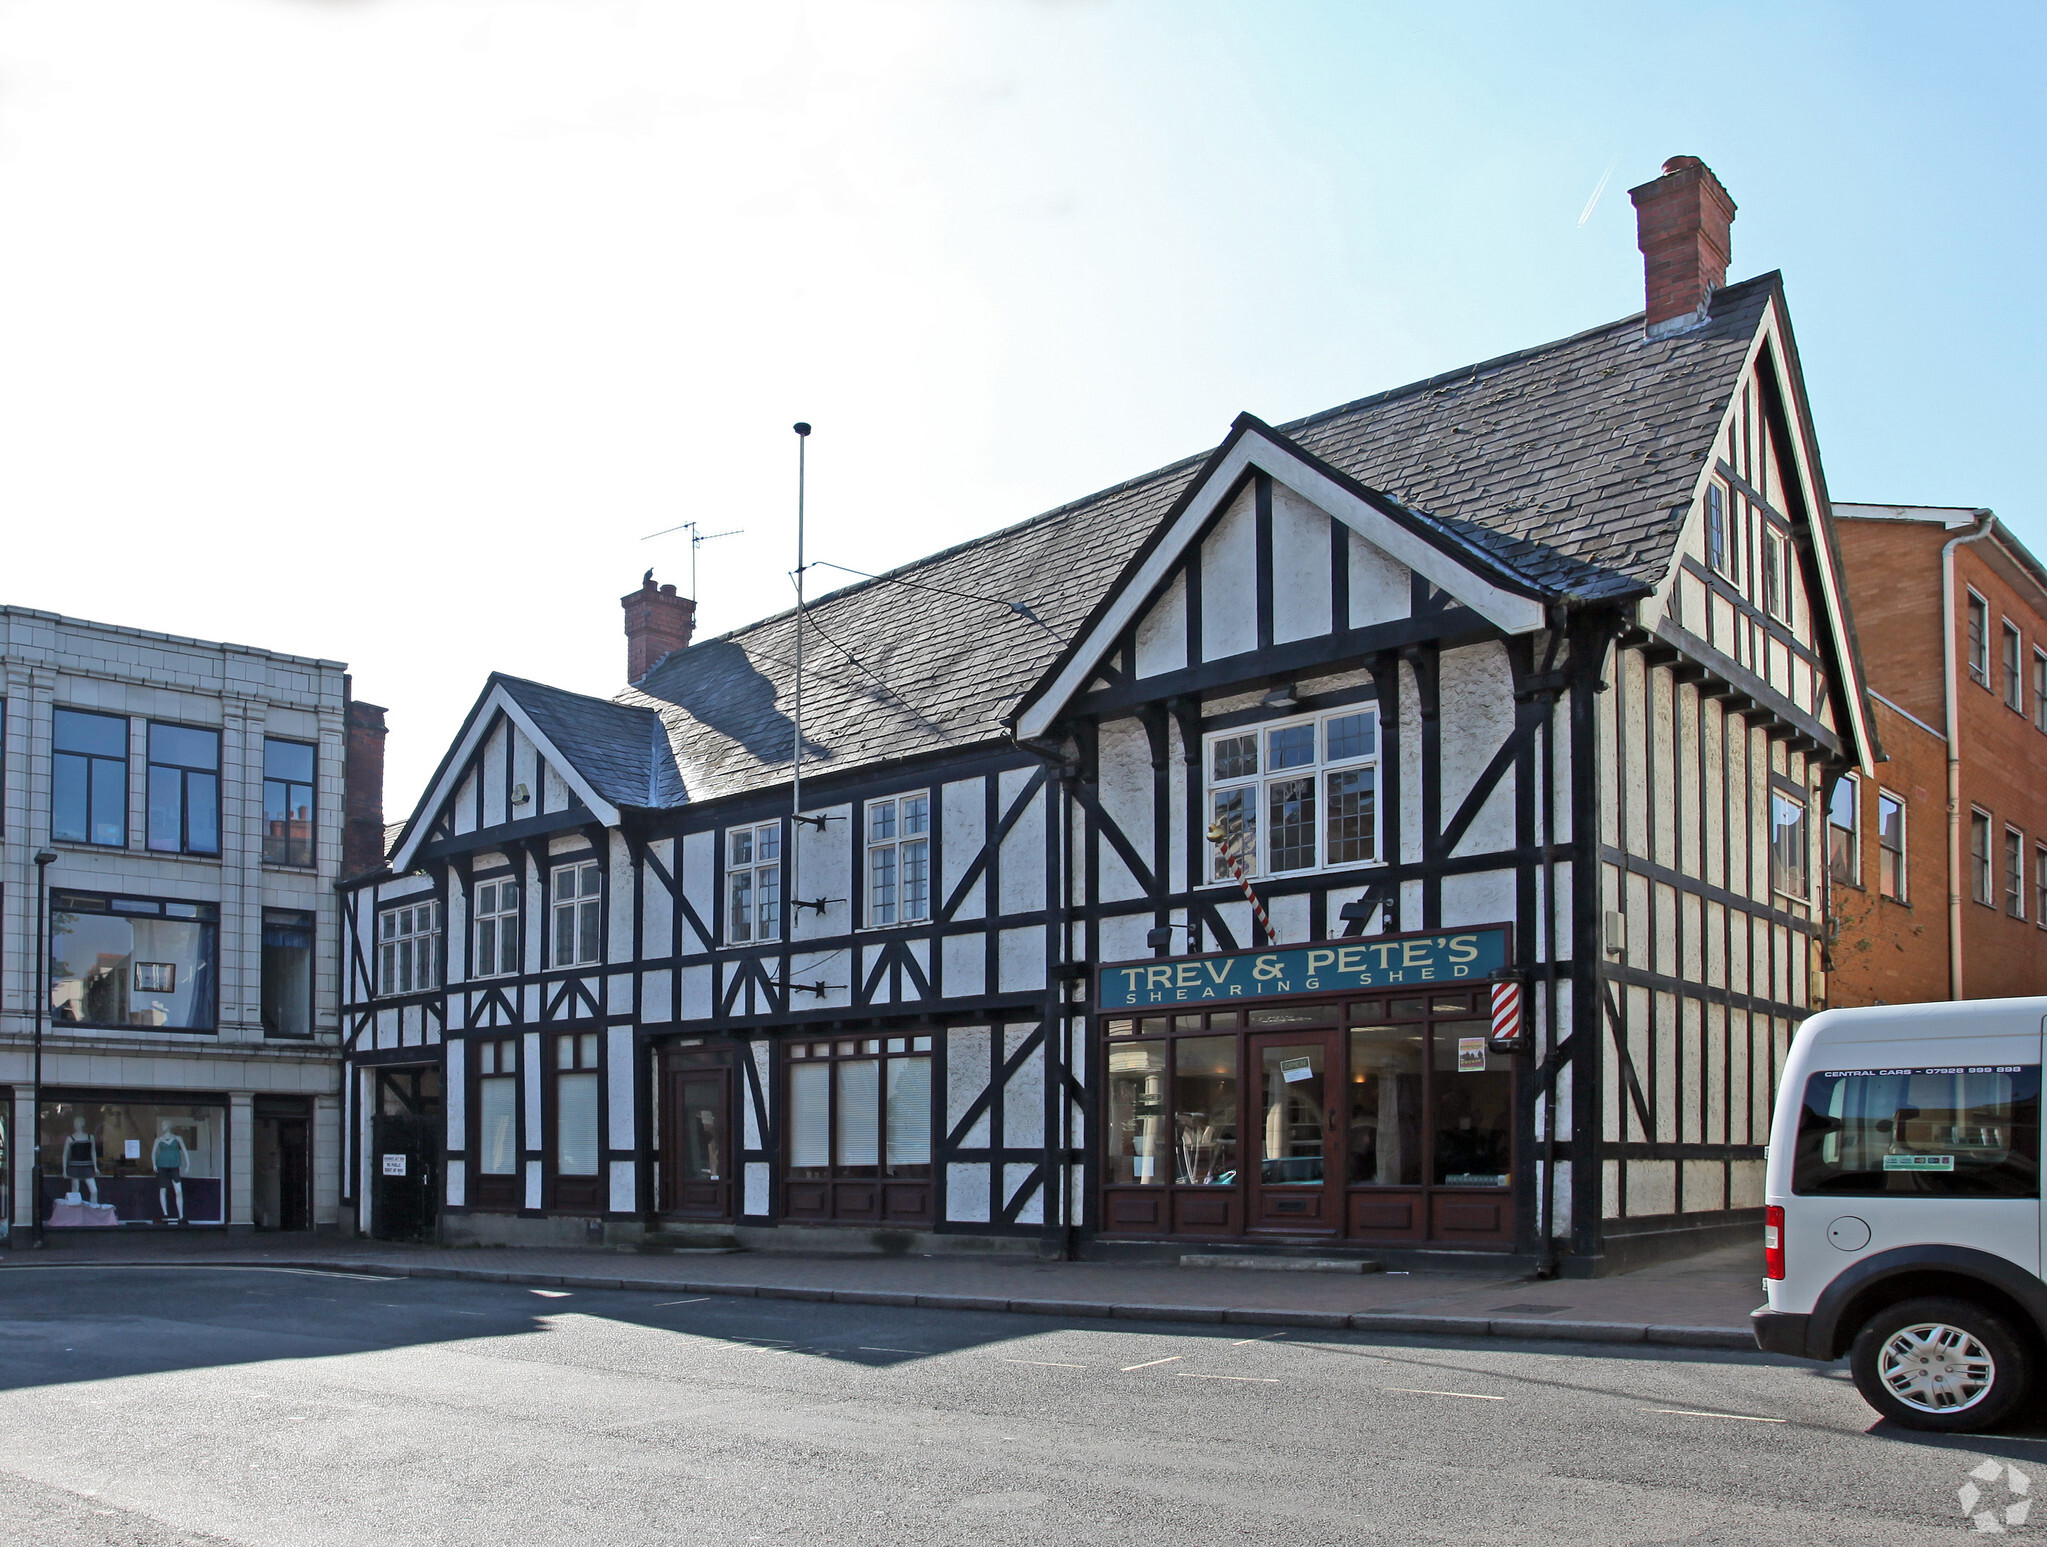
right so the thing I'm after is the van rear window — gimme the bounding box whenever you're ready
[1793,1065,2040,1198]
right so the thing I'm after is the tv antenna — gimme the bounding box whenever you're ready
[641,519,743,598]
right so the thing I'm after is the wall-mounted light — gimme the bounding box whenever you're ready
[510,782,531,807]
[1262,684,1299,709]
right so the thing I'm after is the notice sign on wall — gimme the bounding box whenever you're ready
[381,1154,408,1177]
[1098,926,1510,1010]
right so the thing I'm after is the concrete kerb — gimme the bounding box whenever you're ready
[0,1256,1754,1352]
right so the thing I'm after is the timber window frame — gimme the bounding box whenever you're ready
[1205,708,1381,882]
[863,793,931,928]
[1760,526,1792,622]
[1877,788,1907,902]
[2036,845,2047,930]
[2007,827,2027,919]
[474,1037,520,1181]
[2005,622,2026,713]
[785,1034,935,1180]
[2035,648,2047,733]
[549,859,602,968]
[51,707,130,848]
[1769,787,1811,903]
[377,900,442,996]
[1967,591,1990,686]
[471,876,521,979]
[1827,774,1860,889]
[1971,810,1995,906]
[725,821,783,944]
[1704,482,1735,580]
[552,1031,602,1181]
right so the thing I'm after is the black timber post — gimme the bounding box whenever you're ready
[1567,609,1619,1267]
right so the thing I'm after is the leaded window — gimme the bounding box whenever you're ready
[378,901,441,996]
[727,822,782,943]
[550,860,601,967]
[1206,708,1379,880]
[472,876,520,978]
[865,793,930,926]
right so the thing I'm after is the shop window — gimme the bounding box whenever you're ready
[49,893,218,1031]
[472,877,520,978]
[1966,592,1989,685]
[785,1035,934,1220]
[378,901,441,996]
[475,1038,519,1180]
[2006,623,2026,713]
[1769,790,1809,901]
[2007,828,2026,919]
[1348,1025,1424,1185]
[864,794,930,926]
[145,724,220,855]
[726,822,782,943]
[1206,709,1379,880]
[262,739,317,867]
[1432,1021,1511,1187]
[51,708,128,847]
[1877,790,1907,902]
[1827,774,1859,888]
[550,860,601,967]
[38,1098,224,1226]
[260,908,314,1039]
[555,1032,601,1179]
[1972,811,1994,905]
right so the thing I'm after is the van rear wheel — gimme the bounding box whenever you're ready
[1849,1297,2031,1433]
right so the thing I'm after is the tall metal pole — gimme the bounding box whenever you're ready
[791,423,812,919]
[32,848,57,1249]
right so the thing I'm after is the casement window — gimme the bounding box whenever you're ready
[146,723,221,856]
[48,892,218,1031]
[1207,709,1380,881]
[1769,790,1810,901]
[1827,774,1859,888]
[2007,828,2027,918]
[1761,528,1791,620]
[262,739,316,867]
[51,708,129,847]
[471,877,521,978]
[260,908,314,1038]
[2005,623,2025,713]
[474,1038,519,1177]
[726,822,782,943]
[2036,846,2047,929]
[554,1031,601,1179]
[1704,483,1735,579]
[865,793,930,926]
[1877,789,1907,902]
[1966,592,1990,685]
[2034,649,2047,732]
[786,1034,934,1183]
[549,860,601,967]
[378,901,442,995]
[1971,811,1994,905]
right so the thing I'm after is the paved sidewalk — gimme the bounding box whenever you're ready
[0,1234,1768,1351]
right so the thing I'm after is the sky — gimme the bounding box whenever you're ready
[2,0,2042,814]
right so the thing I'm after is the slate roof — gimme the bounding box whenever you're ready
[506,277,1777,810]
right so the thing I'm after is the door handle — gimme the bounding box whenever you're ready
[1328,1108,1338,1133]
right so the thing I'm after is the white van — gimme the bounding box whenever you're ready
[1756,997,2046,1432]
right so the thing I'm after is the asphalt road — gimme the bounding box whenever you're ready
[0,1266,2029,1545]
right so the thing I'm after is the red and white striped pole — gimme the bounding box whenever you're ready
[1488,976,1526,1050]
[1206,821,1279,946]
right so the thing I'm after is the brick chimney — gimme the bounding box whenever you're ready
[623,572,696,682]
[342,694,388,879]
[1628,155,1737,340]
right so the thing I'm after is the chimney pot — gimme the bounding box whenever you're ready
[1628,155,1736,340]
[623,574,696,683]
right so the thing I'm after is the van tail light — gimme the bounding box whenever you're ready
[1764,1205,1786,1280]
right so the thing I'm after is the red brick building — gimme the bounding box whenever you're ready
[1829,506,2047,1004]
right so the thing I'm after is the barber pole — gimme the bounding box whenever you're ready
[1489,977,1526,1050]
[1205,821,1279,946]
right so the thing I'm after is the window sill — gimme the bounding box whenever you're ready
[143,850,223,865]
[1879,894,1912,909]
[262,862,320,875]
[47,1022,217,1036]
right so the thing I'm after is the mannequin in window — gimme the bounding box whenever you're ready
[153,1120,190,1223]
[60,1117,100,1203]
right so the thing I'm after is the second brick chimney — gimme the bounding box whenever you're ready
[342,693,389,880]
[1628,155,1737,340]
[623,572,696,683]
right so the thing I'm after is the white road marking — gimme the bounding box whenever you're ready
[530,1290,572,1298]
[1655,1409,1786,1423]
[1386,1387,1505,1401]
[1121,1356,1185,1371]
[1231,1332,1288,1346]
[858,1347,927,1354]
[1177,1373,1281,1383]
[1000,1359,1088,1369]
[654,1298,710,1306]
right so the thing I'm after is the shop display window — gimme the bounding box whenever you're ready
[49,893,218,1032]
[38,1097,225,1226]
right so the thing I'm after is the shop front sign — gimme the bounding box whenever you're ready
[1098,925,1510,1010]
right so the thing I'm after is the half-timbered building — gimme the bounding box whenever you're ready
[341,156,1873,1273]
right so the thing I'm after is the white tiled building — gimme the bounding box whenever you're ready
[0,607,360,1239]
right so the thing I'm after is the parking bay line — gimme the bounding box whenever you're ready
[1000,1359,1089,1369]
[654,1298,710,1307]
[1385,1387,1505,1401]
[1177,1372,1280,1383]
[1655,1409,1786,1423]
[1121,1356,1185,1372]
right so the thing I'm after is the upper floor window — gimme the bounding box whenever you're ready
[1827,774,1859,888]
[2035,650,2047,733]
[52,708,128,847]
[472,877,521,978]
[263,739,316,867]
[727,822,782,943]
[550,859,601,967]
[146,723,220,856]
[2007,828,2027,919]
[379,901,442,996]
[49,891,218,1031]
[2005,623,2025,713]
[1760,528,1791,621]
[1208,709,1379,880]
[1877,789,1907,902]
[1704,483,1734,579]
[1971,811,1994,905]
[2036,846,2047,930]
[865,794,930,926]
[1966,592,1990,685]
[1769,790,1809,901]
[260,908,314,1039]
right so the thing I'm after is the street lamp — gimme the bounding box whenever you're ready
[31,849,56,1249]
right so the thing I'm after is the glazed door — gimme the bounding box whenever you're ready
[663,1067,732,1219]
[1247,1032,1339,1233]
